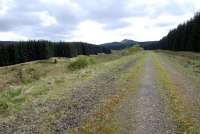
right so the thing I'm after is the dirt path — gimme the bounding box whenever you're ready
[132,57,175,134]
[117,55,175,134]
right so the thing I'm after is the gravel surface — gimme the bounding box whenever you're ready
[51,57,137,134]
[132,57,175,134]
[116,56,175,134]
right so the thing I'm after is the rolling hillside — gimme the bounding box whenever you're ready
[101,39,158,50]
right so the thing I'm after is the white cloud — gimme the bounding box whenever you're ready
[0,0,199,44]
[69,20,132,44]
[0,31,27,41]
[39,12,57,26]
[0,0,12,16]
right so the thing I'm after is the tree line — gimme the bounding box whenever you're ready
[144,12,200,52]
[0,41,111,67]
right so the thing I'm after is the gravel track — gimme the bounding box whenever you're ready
[116,56,175,134]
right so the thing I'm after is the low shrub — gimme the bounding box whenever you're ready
[121,45,143,56]
[0,101,8,113]
[127,45,143,53]
[68,56,95,71]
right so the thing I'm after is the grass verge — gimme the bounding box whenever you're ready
[156,51,200,88]
[152,52,200,134]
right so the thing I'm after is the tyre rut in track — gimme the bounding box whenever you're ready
[116,55,175,134]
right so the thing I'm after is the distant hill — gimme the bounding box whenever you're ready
[101,39,158,50]
[101,39,138,50]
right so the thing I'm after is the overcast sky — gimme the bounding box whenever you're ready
[0,0,199,44]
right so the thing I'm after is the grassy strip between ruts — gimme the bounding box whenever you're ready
[152,52,200,134]
[67,52,147,134]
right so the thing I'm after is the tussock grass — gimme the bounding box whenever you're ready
[0,101,8,113]
[0,88,25,114]
[0,49,145,132]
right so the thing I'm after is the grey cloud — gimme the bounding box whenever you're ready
[0,0,198,41]
[0,12,42,31]
[25,23,75,40]
[1,0,134,39]
[73,0,150,30]
[0,0,81,40]
[76,0,149,22]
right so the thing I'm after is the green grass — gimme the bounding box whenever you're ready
[0,49,142,122]
[0,88,26,114]
[187,130,200,134]
[0,101,8,113]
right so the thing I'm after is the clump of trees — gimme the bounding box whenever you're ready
[0,41,111,67]
[144,12,200,52]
